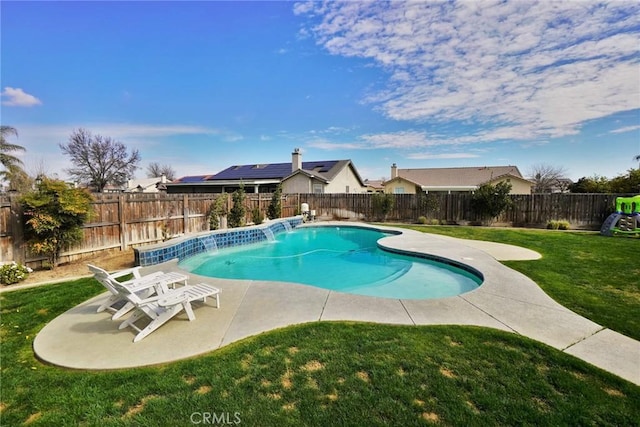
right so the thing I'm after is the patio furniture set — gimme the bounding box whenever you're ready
[88,264,220,342]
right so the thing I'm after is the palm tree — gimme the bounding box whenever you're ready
[1,126,26,178]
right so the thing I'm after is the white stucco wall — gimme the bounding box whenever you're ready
[324,166,367,193]
[282,165,366,194]
[489,178,532,195]
[383,178,419,194]
[282,174,313,193]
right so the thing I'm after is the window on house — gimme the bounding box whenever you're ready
[313,184,323,194]
[345,185,350,193]
[393,187,405,194]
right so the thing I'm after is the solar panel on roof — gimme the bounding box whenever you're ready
[210,160,340,180]
[177,175,210,183]
[214,162,291,180]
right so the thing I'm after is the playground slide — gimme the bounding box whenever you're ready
[600,195,640,237]
[600,213,622,236]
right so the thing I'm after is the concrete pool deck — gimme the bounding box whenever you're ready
[32,223,639,385]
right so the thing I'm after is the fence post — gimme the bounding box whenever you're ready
[183,194,189,234]
[10,195,24,263]
[118,194,127,250]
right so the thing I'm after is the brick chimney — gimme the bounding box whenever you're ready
[391,163,398,179]
[292,148,302,172]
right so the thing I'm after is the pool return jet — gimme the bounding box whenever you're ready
[600,195,640,237]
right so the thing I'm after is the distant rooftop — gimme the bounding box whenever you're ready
[173,161,345,184]
[396,165,527,187]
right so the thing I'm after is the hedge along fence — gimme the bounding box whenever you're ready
[0,192,625,267]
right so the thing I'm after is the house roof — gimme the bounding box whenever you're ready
[172,159,363,186]
[173,174,215,183]
[364,179,385,190]
[393,166,531,188]
[124,176,167,192]
[282,160,365,185]
[214,160,342,181]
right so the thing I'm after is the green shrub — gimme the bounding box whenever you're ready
[371,193,394,221]
[209,194,228,230]
[547,220,570,230]
[417,216,428,224]
[430,219,441,225]
[267,184,282,219]
[251,207,264,225]
[20,177,94,268]
[471,181,513,225]
[416,190,440,218]
[0,262,32,285]
[228,187,246,228]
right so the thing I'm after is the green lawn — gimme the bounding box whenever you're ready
[395,225,640,341]
[1,228,639,425]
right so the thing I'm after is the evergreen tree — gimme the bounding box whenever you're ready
[267,184,282,219]
[209,194,227,230]
[228,186,246,228]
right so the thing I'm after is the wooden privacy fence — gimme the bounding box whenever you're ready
[0,192,306,267]
[0,192,624,267]
[300,193,621,227]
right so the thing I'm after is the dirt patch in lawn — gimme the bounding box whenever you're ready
[3,249,136,288]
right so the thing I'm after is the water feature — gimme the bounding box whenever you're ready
[262,227,276,242]
[198,235,218,253]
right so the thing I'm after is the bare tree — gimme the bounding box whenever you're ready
[528,163,568,193]
[146,162,176,181]
[60,128,140,192]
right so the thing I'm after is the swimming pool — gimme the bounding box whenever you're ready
[179,226,482,299]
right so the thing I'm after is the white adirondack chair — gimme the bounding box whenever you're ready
[113,281,220,342]
[88,264,187,320]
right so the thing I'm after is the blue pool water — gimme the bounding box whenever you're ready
[179,226,482,299]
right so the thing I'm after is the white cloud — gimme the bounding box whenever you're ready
[406,152,480,160]
[307,139,363,151]
[296,1,640,144]
[610,124,640,134]
[87,123,219,139]
[1,87,42,107]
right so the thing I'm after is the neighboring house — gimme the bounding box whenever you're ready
[364,179,385,193]
[550,178,574,193]
[384,164,534,195]
[166,149,367,194]
[101,176,169,193]
[124,175,169,193]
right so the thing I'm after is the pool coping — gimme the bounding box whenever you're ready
[32,222,640,385]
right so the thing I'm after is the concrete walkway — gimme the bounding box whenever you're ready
[32,223,639,385]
